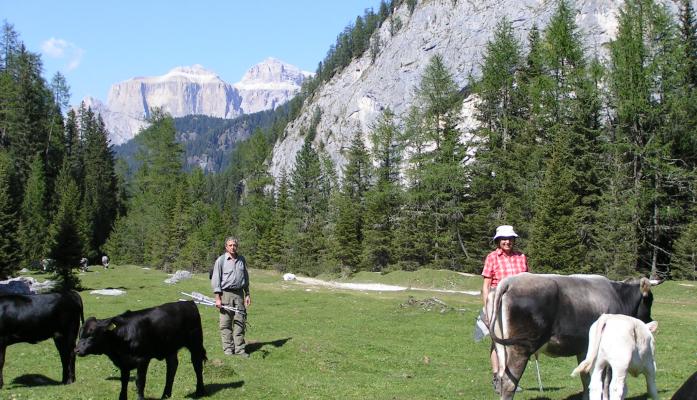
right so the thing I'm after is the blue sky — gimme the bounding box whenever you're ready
[2,0,382,105]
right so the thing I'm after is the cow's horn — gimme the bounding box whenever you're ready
[640,277,651,297]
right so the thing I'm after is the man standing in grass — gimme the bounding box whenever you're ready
[481,225,528,394]
[211,236,251,358]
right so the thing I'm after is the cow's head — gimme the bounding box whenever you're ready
[75,316,117,356]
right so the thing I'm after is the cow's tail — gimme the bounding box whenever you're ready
[70,289,85,324]
[488,281,508,345]
[489,280,543,348]
[571,313,608,377]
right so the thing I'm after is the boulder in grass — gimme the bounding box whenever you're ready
[164,270,193,284]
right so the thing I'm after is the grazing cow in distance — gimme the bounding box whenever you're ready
[75,301,206,400]
[571,314,658,400]
[0,290,84,388]
[672,371,697,400]
[488,273,655,399]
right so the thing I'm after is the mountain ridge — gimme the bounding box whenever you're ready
[86,58,311,146]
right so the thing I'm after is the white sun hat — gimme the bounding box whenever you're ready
[493,225,519,240]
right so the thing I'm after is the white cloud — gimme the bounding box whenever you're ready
[41,37,84,72]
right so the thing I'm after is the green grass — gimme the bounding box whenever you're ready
[3,266,696,399]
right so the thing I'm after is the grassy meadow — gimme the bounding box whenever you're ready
[2,265,696,399]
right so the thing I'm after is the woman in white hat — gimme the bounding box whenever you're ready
[481,225,528,393]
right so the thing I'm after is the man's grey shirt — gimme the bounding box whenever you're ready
[211,253,249,294]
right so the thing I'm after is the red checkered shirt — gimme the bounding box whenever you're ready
[481,248,528,288]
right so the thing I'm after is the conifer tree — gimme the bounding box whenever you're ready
[608,0,685,277]
[289,136,325,274]
[331,132,372,272]
[48,164,85,290]
[527,134,582,273]
[397,55,466,269]
[104,111,183,268]
[672,216,697,280]
[259,170,291,270]
[237,130,274,261]
[526,0,601,271]
[18,155,49,268]
[361,109,403,271]
[0,151,20,278]
[466,18,526,270]
[81,111,118,258]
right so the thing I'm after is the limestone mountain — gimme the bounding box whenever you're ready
[88,58,311,146]
[268,0,681,180]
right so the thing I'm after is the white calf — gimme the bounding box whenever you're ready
[571,314,658,400]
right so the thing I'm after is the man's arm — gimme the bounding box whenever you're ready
[211,256,223,308]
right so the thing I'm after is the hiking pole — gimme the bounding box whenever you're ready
[534,352,544,392]
[180,292,247,316]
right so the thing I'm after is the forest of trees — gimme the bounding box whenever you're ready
[1,0,696,286]
[0,21,120,287]
[208,0,697,281]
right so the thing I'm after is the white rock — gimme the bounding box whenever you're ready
[283,273,296,281]
[90,289,126,296]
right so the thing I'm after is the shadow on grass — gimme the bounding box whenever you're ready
[10,374,61,387]
[246,337,292,359]
[195,380,244,397]
[526,392,660,400]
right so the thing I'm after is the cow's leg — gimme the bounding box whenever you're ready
[588,363,605,400]
[162,353,178,399]
[498,346,529,400]
[136,359,150,400]
[189,347,206,396]
[607,368,627,400]
[601,367,612,400]
[644,363,659,400]
[119,368,131,400]
[53,335,75,384]
[0,343,6,389]
[576,353,592,400]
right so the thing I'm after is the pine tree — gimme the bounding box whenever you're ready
[48,164,85,290]
[81,110,118,259]
[258,170,290,270]
[396,55,466,269]
[608,0,685,278]
[465,18,526,270]
[104,111,183,268]
[0,151,20,278]
[361,109,403,271]
[527,134,582,273]
[237,130,274,261]
[331,132,372,272]
[289,136,330,275]
[672,215,697,280]
[17,155,49,268]
[523,0,602,272]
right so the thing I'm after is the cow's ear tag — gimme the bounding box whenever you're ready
[107,322,117,331]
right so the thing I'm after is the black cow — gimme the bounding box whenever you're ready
[672,371,697,400]
[75,301,207,400]
[0,290,84,388]
[487,273,654,399]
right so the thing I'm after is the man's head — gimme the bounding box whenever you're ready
[225,237,239,256]
[493,225,518,252]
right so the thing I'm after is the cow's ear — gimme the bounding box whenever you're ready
[107,322,117,331]
[647,321,658,334]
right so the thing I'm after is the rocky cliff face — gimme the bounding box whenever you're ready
[268,0,675,179]
[89,59,310,145]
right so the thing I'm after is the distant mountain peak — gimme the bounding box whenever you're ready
[236,58,313,90]
[85,59,309,145]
